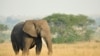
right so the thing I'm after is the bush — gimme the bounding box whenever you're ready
[52,36,78,43]
[0,39,4,43]
[52,37,64,44]
[52,31,89,43]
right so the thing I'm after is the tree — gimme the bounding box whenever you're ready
[0,24,9,43]
[44,13,95,43]
[0,24,8,32]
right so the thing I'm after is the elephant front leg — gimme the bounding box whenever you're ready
[44,37,52,56]
[22,37,33,56]
[35,38,42,56]
[42,32,53,56]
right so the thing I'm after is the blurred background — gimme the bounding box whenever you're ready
[0,0,100,43]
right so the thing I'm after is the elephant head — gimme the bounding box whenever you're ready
[23,19,52,55]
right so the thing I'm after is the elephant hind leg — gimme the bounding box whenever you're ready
[12,42,20,55]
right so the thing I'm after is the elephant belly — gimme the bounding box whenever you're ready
[30,41,36,49]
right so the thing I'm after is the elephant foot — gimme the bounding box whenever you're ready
[22,54,28,56]
[36,55,39,56]
[22,52,29,56]
[15,54,19,56]
[48,52,52,56]
[48,54,52,56]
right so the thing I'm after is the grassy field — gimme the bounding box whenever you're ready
[0,42,100,56]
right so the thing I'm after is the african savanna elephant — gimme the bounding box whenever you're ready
[11,19,52,56]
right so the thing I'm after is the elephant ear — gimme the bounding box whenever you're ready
[23,20,37,37]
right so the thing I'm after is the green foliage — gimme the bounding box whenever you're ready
[0,24,9,43]
[52,37,65,44]
[0,32,10,40]
[84,29,94,41]
[0,24,8,31]
[44,13,95,43]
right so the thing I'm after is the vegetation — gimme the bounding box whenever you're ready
[0,24,8,31]
[0,24,9,43]
[0,13,96,43]
[0,42,100,56]
[44,13,95,43]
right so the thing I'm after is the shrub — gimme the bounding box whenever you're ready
[0,39,4,43]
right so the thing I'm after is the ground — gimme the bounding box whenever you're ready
[0,42,100,56]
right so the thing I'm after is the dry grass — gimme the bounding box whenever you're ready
[0,42,100,56]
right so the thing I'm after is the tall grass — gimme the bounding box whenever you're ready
[0,42,100,56]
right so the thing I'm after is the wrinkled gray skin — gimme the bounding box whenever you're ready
[11,20,52,56]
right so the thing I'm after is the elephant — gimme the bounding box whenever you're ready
[11,19,52,56]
